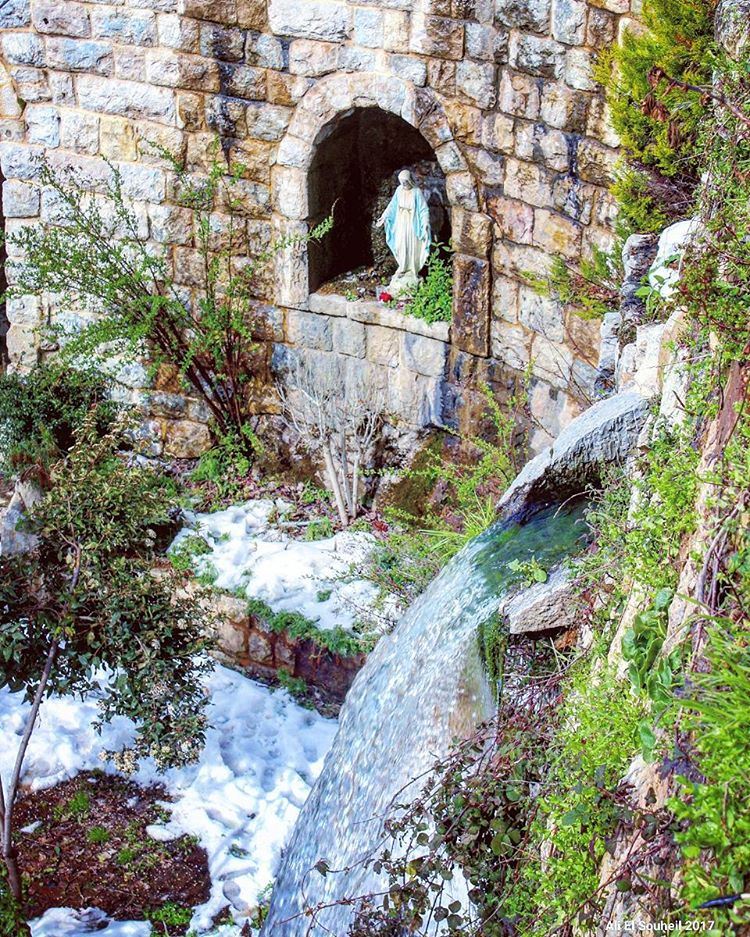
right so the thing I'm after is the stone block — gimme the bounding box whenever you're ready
[466,146,505,186]
[452,209,492,258]
[453,254,491,357]
[565,47,596,91]
[333,318,366,358]
[289,39,340,76]
[237,0,267,29]
[46,38,113,73]
[495,0,550,31]
[288,309,333,351]
[519,284,564,342]
[497,70,540,119]
[510,32,563,79]
[481,112,514,153]
[7,65,49,104]
[2,32,45,67]
[181,0,238,25]
[59,110,99,153]
[515,121,570,172]
[388,369,443,427]
[401,332,447,378]
[410,15,464,60]
[32,0,90,37]
[0,0,30,29]
[576,138,618,186]
[487,194,533,244]
[492,273,520,323]
[540,82,589,132]
[367,324,399,367]
[586,7,616,47]
[354,7,384,47]
[245,33,287,69]
[445,172,479,210]
[157,13,201,52]
[456,60,496,108]
[339,45,378,71]
[268,0,349,41]
[531,334,573,390]
[91,8,157,45]
[76,75,176,123]
[163,419,212,458]
[148,203,194,245]
[199,21,245,60]
[245,103,292,141]
[503,158,553,208]
[2,179,40,217]
[532,207,581,259]
[218,62,266,99]
[428,59,456,96]
[465,22,506,62]
[113,46,148,82]
[100,115,136,160]
[490,321,530,371]
[389,55,427,86]
[26,105,60,147]
[552,0,587,44]
[383,10,410,52]
[6,295,41,327]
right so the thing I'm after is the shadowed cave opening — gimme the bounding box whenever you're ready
[307,107,452,295]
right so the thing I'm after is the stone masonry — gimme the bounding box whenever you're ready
[0,0,633,455]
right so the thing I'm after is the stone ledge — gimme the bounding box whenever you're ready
[307,290,451,342]
[213,592,366,709]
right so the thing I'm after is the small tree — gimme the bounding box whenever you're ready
[279,357,385,526]
[0,413,213,922]
[3,144,331,455]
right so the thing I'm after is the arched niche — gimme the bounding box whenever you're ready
[306,107,451,293]
[271,73,494,357]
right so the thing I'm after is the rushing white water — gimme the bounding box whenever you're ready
[262,503,587,936]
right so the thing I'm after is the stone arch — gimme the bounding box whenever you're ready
[271,73,493,356]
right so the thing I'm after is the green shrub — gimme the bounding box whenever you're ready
[596,0,718,226]
[3,150,330,457]
[403,247,452,324]
[0,363,119,476]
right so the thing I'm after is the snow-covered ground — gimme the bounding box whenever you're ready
[0,664,338,936]
[171,498,398,636]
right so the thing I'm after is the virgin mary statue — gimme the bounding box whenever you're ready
[376,169,431,296]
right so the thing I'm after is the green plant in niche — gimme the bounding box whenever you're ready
[403,244,453,324]
[305,518,334,541]
[507,556,548,587]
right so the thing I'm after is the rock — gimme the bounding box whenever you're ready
[716,0,750,59]
[498,390,651,520]
[162,419,212,459]
[620,233,658,326]
[499,564,578,635]
[0,481,42,557]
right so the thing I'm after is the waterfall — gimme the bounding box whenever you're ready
[262,503,587,936]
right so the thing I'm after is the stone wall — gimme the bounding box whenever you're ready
[214,592,366,707]
[0,0,633,454]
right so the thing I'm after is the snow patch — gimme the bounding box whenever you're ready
[0,664,337,935]
[171,499,397,635]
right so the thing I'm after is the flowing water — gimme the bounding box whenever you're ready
[262,503,588,936]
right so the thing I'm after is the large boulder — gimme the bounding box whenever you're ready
[498,390,651,520]
[499,564,579,635]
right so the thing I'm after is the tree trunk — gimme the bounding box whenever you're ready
[323,445,350,527]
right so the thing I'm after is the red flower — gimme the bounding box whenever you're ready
[379,291,393,303]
